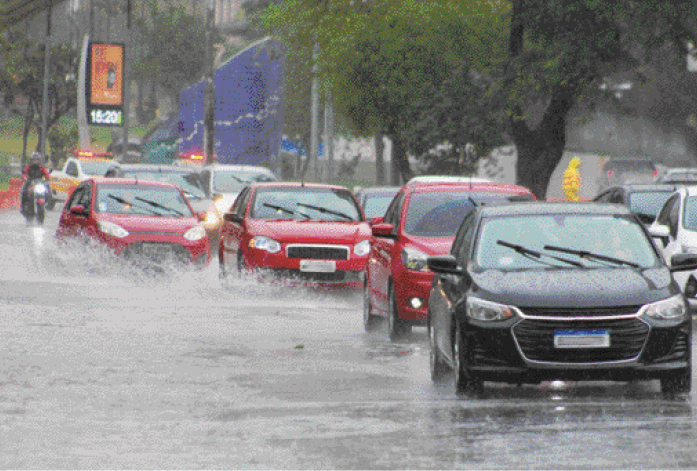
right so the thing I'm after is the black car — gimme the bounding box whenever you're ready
[353,185,401,220]
[427,202,697,395]
[593,183,677,225]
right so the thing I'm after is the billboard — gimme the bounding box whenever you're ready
[87,42,124,126]
[178,37,284,167]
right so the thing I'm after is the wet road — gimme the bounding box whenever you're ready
[1,209,697,468]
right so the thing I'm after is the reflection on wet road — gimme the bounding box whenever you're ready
[0,210,696,468]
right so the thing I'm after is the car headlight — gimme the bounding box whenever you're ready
[354,239,371,257]
[214,198,229,214]
[249,236,281,254]
[98,220,129,238]
[402,246,429,271]
[643,294,688,320]
[183,224,207,241]
[204,210,221,226]
[466,297,515,322]
[33,183,48,195]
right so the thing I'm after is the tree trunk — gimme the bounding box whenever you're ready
[513,86,576,199]
[375,130,385,185]
[390,136,413,185]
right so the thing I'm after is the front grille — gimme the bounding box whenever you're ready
[513,318,649,363]
[266,269,362,283]
[124,242,189,265]
[286,245,349,260]
[518,305,642,318]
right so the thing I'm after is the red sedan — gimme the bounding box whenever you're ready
[218,182,371,286]
[56,178,211,269]
[364,181,536,340]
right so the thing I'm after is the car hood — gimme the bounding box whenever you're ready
[101,214,199,234]
[470,267,676,308]
[249,220,372,243]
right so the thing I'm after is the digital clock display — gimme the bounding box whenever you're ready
[89,108,123,126]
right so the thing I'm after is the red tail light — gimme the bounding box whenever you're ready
[607,170,614,176]
[653,169,658,177]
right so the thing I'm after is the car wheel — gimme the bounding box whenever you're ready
[429,321,448,383]
[453,321,483,396]
[660,368,691,395]
[363,281,381,332]
[388,282,410,341]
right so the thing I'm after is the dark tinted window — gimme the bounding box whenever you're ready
[628,191,674,219]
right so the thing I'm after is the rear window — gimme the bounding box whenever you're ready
[604,160,656,173]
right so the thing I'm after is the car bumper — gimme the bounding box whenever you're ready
[393,269,434,323]
[459,315,691,384]
[103,234,211,269]
[243,249,368,287]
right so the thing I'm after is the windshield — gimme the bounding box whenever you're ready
[213,170,276,193]
[628,191,673,219]
[95,184,195,217]
[250,187,362,221]
[363,194,397,219]
[404,191,531,237]
[81,160,116,176]
[475,214,658,270]
[122,171,205,200]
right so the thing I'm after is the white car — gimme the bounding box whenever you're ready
[648,186,697,309]
[198,164,278,216]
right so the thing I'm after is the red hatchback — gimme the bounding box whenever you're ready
[218,182,371,286]
[364,181,536,340]
[56,178,211,269]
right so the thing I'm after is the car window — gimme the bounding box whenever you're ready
[76,184,92,209]
[250,187,361,221]
[594,189,613,203]
[475,214,658,270]
[627,191,674,219]
[199,170,211,194]
[66,161,79,178]
[66,186,86,210]
[656,194,678,226]
[383,192,404,227]
[609,189,624,204]
[80,160,116,176]
[682,196,697,231]
[404,192,485,237]
[669,196,681,238]
[451,212,476,264]
[363,194,398,219]
[232,187,251,217]
[213,170,277,193]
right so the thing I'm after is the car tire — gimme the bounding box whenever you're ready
[453,321,483,396]
[363,281,381,332]
[660,368,691,395]
[388,282,410,341]
[429,321,448,383]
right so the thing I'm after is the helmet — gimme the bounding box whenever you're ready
[30,152,42,165]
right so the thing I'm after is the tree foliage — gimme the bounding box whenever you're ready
[0,30,78,165]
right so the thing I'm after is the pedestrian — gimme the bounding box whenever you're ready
[562,156,582,201]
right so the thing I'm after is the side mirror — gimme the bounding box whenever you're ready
[371,222,395,238]
[223,212,243,224]
[670,253,697,272]
[370,216,384,226]
[69,205,88,216]
[196,211,207,222]
[427,255,465,275]
[648,224,670,247]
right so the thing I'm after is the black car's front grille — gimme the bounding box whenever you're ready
[124,242,189,265]
[518,305,643,318]
[286,245,349,260]
[513,318,649,363]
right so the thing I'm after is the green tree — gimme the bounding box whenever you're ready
[132,0,220,111]
[0,30,78,165]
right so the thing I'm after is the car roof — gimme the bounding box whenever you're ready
[249,181,351,191]
[479,201,633,218]
[91,177,179,188]
[200,164,275,173]
[407,175,492,184]
[111,164,194,173]
[604,183,678,191]
[356,186,401,194]
[409,181,533,195]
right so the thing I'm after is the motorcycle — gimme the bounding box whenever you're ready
[21,178,49,225]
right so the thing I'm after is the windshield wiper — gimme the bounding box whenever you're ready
[134,196,184,216]
[263,202,295,216]
[543,245,639,268]
[497,240,584,268]
[296,202,354,221]
[107,194,163,216]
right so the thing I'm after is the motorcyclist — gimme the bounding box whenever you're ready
[21,152,51,213]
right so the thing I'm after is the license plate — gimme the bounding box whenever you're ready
[554,330,610,348]
[299,260,336,273]
[141,244,171,259]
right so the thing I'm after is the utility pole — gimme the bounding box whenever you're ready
[39,1,53,158]
[324,92,334,182]
[203,0,217,165]
[309,44,320,182]
[121,0,131,163]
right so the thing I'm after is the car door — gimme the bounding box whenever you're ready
[433,212,477,364]
[369,191,404,314]
[59,183,93,238]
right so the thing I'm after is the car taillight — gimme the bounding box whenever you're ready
[653,169,658,177]
[607,170,614,176]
